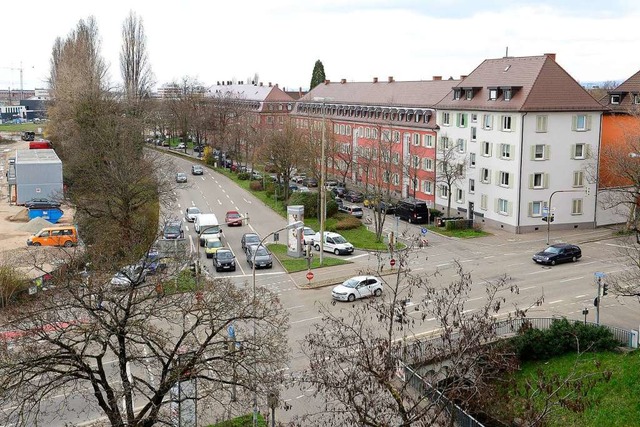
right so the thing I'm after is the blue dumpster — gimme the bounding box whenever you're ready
[28,208,64,223]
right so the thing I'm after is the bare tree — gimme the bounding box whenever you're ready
[0,257,289,427]
[435,135,467,216]
[120,11,154,110]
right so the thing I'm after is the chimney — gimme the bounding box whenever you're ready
[544,53,556,61]
[341,79,346,84]
[216,81,220,85]
[324,79,330,85]
[268,82,272,87]
[260,82,263,87]
[373,77,378,83]
[388,76,394,83]
[460,75,467,80]
[433,76,442,81]
[299,87,302,97]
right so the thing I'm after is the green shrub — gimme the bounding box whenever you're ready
[237,172,250,180]
[249,180,263,191]
[288,192,318,218]
[445,219,471,231]
[430,208,443,219]
[333,214,362,230]
[326,197,338,217]
[511,318,619,361]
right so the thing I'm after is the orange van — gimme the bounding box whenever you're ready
[27,225,78,247]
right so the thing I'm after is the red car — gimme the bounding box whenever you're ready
[225,210,243,226]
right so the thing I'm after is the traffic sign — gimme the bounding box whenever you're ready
[306,270,314,281]
[421,227,427,235]
[227,325,235,340]
[542,207,549,215]
[390,259,396,267]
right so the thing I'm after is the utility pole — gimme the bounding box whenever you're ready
[546,189,587,245]
[594,271,605,325]
[313,96,332,265]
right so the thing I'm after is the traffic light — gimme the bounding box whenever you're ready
[541,215,555,223]
[602,283,609,296]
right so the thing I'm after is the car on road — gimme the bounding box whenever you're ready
[24,198,61,209]
[324,180,339,190]
[302,177,318,187]
[191,165,204,175]
[241,233,261,252]
[111,264,147,289]
[225,210,243,226]
[375,201,396,214]
[184,206,201,222]
[331,187,348,198]
[204,237,224,258]
[344,190,364,203]
[246,244,273,269]
[339,204,363,218]
[532,243,582,266]
[213,248,236,272]
[302,227,315,245]
[163,221,183,239]
[176,173,187,183]
[313,231,354,255]
[331,276,383,302]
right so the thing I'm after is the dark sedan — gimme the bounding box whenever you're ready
[345,191,364,203]
[532,244,582,266]
[24,198,61,209]
[302,177,318,187]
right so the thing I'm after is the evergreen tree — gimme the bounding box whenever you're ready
[309,59,326,89]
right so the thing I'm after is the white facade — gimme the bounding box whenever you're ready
[436,110,600,233]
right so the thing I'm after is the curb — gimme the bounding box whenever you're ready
[291,269,399,290]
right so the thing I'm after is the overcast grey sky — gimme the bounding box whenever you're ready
[1,0,638,92]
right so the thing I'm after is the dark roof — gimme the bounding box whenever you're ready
[598,69,640,112]
[435,55,604,112]
[299,79,460,108]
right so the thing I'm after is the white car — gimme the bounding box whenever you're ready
[332,276,383,302]
[313,231,354,255]
[302,227,316,245]
[184,206,201,222]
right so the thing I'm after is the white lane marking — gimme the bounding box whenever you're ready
[243,198,252,204]
[575,294,587,298]
[548,300,563,305]
[217,199,222,205]
[519,286,536,291]
[285,305,305,310]
[290,316,321,325]
[527,269,552,275]
[507,262,526,267]
[559,276,584,283]
[604,243,635,249]
[177,204,181,209]
[345,254,367,260]
[436,263,449,267]
[483,255,495,259]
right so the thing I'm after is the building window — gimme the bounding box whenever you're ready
[403,133,411,145]
[441,136,451,150]
[499,171,510,187]
[392,173,400,185]
[471,126,477,141]
[611,94,621,104]
[457,113,467,127]
[469,179,475,193]
[466,90,473,101]
[481,168,491,183]
[456,188,464,203]
[483,114,493,130]
[536,115,548,133]
[453,90,461,100]
[500,144,512,159]
[442,112,451,126]
[422,158,433,171]
[266,116,274,124]
[530,201,543,217]
[480,194,488,210]
[531,173,546,189]
[501,115,513,131]
[489,89,498,100]
[573,143,586,159]
[573,171,584,187]
[572,198,583,215]
[457,138,466,153]
[635,94,640,104]
[382,130,391,142]
[481,141,492,157]
[504,89,512,101]
[498,198,509,215]
[439,185,449,198]
[423,134,434,147]
[412,155,420,168]
[392,131,400,142]
[382,171,390,183]
[413,133,420,146]
[471,113,477,122]
[573,114,589,131]
[469,153,476,167]
[533,144,547,160]
[422,180,433,195]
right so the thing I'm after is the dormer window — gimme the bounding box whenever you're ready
[453,89,461,100]
[489,88,498,100]
[611,94,621,104]
[465,89,473,100]
[635,94,640,105]
[504,89,512,101]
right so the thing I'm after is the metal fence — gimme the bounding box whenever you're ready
[399,317,636,427]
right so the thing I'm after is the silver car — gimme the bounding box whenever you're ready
[184,206,201,222]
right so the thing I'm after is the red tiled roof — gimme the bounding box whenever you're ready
[436,55,604,112]
[599,69,640,112]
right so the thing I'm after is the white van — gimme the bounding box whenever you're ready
[195,213,222,246]
[312,231,354,255]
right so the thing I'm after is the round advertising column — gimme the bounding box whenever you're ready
[287,205,304,258]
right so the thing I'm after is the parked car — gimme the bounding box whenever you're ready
[24,198,61,209]
[213,248,236,272]
[241,233,261,252]
[176,143,186,150]
[302,227,316,245]
[395,198,429,224]
[246,244,273,269]
[376,201,396,214]
[191,165,204,175]
[324,180,339,190]
[532,244,582,266]
[184,206,201,222]
[250,170,263,180]
[204,237,224,258]
[332,187,348,198]
[302,177,318,187]
[176,173,187,183]
[313,231,354,255]
[225,210,243,226]
[339,204,363,218]
[331,276,383,302]
[111,264,147,289]
[163,221,184,239]
[296,186,310,193]
[27,225,78,247]
[289,184,299,192]
[193,145,205,153]
[344,190,364,203]
[293,174,307,184]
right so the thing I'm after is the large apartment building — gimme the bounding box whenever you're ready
[434,54,603,233]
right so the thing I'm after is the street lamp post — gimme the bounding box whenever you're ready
[252,220,303,427]
[546,189,585,245]
[313,97,332,266]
